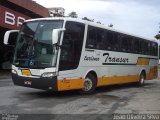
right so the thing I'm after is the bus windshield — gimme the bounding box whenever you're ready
[13,20,63,69]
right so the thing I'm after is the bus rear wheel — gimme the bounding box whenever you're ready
[138,72,146,86]
[80,74,97,94]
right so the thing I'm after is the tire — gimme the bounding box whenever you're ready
[80,74,97,94]
[138,72,145,86]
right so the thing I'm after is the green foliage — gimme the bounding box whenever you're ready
[155,23,160,40]
[82,17,94,22]
[108,24,113,27]
[68,12,103,25]
[155,34,160,40]
[68,12,78,18]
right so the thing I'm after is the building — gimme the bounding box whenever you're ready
[48,7,65,17]
[0,0,49,69]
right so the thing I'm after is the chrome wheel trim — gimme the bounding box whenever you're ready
[83,78,93,91]
[140,75,144,85]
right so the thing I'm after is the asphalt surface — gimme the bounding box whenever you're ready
[0,71,160,120]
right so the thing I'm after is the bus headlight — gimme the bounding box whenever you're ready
[12,69,17,74]
[41,72,56,78]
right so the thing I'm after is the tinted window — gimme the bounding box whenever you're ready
[127,36,133,52]
[143,40,150,55]
[59,21,85,71]
[106,31,113,50]
[106,31,119,51]
[86,26,106,50]
[151,42,158,56]
[96,29,106,50]
[120,35,129,52]
[133,38,140,54]
[112,32,119,51]
[86,26,96,49]
[86,25,158,56]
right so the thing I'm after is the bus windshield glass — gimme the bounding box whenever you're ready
[13,20,63,68]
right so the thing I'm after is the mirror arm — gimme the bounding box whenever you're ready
[6,45,15,47]
[53,43,61,49]
[56,43,61,47]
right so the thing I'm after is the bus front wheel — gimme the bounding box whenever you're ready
[81,74,97,94]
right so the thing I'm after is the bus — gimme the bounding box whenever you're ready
[4,18,159,94]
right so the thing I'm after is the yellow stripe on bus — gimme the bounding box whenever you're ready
[58,78,84,91]
[97,75,139,87]
[137,58,150,65]
[57,75,140,91]
[57,66,158,91]
[146,66,158,80]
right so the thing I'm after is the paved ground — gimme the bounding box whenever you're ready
[0,71,160,120]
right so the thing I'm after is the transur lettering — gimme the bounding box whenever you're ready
[103,53,129,63]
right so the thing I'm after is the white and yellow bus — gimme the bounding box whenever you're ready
[4,18,159,94]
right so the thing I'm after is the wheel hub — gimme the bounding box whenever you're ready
[83,78,93,91]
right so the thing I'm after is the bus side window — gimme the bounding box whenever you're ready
[127,37,132,53]
[59,21,85,71]
[159,46,160,59]
[145,41,150,55]
[156,43,158,56]
[133,38,140,54]
[152,42,158,56]
[138,39,142,54]
[113,32,119,51]
[147,42,151,55]
[106,31,113,50]
[86,26,96,49]
[120,35,128,52]
[141,40,145,54]
[127,36,133,52]
[96,29,106,50]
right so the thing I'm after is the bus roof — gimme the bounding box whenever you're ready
[25,17,157,43]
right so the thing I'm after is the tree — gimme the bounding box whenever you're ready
[155,23,160,40]
[82,17,94,22]
[97,21,102,24]
[155,33,160,40]
[68,11,78,18]
[108,24,113,27]
[82,17,104,25]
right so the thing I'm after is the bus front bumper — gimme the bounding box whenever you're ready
[12,74,58,91]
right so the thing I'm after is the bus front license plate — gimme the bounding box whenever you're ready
[24,81,32,85]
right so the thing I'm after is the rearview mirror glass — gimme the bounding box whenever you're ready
[52,28,65,45]
[4,30,19,46]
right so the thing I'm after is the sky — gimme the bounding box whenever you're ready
[34,0,160,40]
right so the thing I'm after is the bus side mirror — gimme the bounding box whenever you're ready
[4,30,19,46]
[52,28,65,45]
